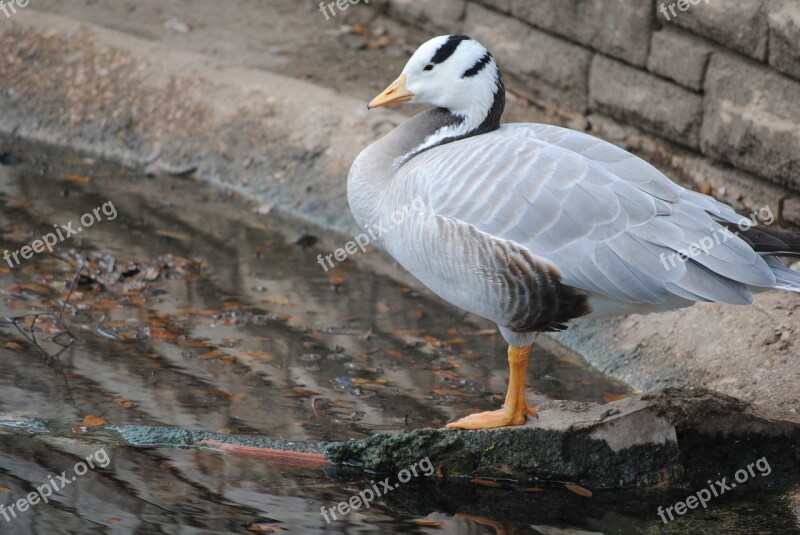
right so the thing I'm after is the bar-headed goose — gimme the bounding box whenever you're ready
[348,35,800,430]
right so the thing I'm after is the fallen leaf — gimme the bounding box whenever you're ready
[177,338,215,348]
[286,388,318,398]
[4,197,32,209]
[424,335,442,347]
[471,478,503,488]
[198,350,224,360]
[525,487,545,492]
[367,35,392,49]
[262,296,294,307]
[2,341,23,350]
[602,393,628,403]
[414,520,445,527]
[240,350,277,361]
[149,328,176,341]
[353,378,389,386]
[0,487,10,493]
[565,483,592,498]
[247,524,286,532]
[390,329,422,336]
[61,174,91,184]
[82,415,106,427]
[113,398,133,409]
[358,328,372,341]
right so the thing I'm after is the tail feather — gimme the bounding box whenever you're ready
[764,257,800,292]
[724,224,800,256]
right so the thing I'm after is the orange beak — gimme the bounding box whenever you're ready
[368,73,414,109]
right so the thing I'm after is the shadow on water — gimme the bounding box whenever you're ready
[0,138,797,533]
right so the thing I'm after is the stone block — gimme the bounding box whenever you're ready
[782,197,800,226]
[388,0,466,34]
[512,0,653,67]
[660,0,768,61]
[701,53,800,189]
[465,3,593,109]
[474,0,513,14]
[647,27,714,91]
[768,0,800,81]
[590,55,704,148]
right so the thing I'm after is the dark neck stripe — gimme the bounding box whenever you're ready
[431,35,470,64]
[462,53,492,78]
[465,76,505,137]
[399,79,505,166]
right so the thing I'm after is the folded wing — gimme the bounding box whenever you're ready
[410,123,776,306]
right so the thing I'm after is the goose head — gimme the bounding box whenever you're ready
[369,35,505,132]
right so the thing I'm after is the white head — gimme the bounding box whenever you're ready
[368,35,504,121]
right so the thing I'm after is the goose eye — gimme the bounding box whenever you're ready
[423,64,434,72]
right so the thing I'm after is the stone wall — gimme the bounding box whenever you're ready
[384,0,800,225]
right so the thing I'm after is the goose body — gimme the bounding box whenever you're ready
[348,35,800,429]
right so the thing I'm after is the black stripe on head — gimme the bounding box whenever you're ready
[430,35,471,64]
[462,52,492,78]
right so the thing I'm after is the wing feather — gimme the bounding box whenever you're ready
[405,123,776,307]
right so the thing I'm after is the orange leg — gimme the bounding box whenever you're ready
[447,345,538,430]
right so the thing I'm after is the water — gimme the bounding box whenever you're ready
[0,139,797,534]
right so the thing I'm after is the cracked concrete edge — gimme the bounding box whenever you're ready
[324,389,800,488]
[2,9,799,414]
